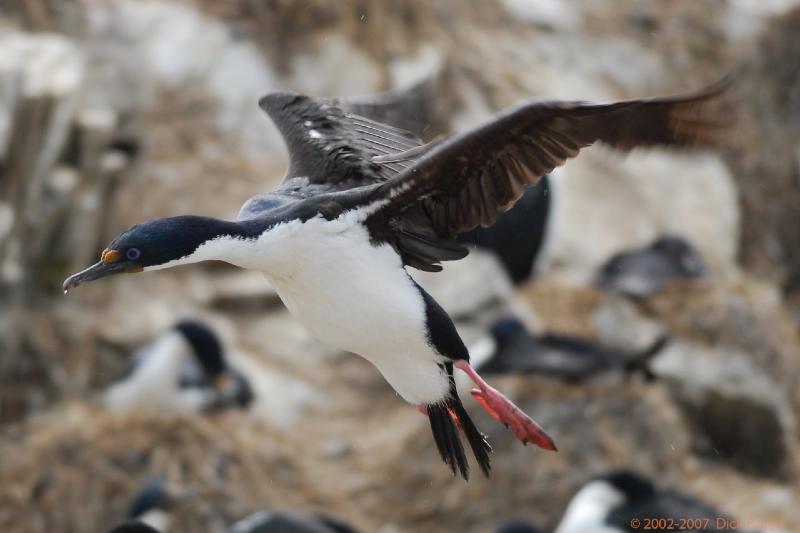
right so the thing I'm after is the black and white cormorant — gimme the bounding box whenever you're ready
[105,320,253,413]
[469,317,666,382]
[595,235,706,298]
[554,470,746,533]
[64,81,728,479]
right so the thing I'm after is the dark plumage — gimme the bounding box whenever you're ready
[127,478,174,520]
[328,76,437,138]
[458,176,551,284]
[474,317,667,381]
[595,235,706,298]
[107,523,161,533]
[602,471,741,532]
[228,510,358,533]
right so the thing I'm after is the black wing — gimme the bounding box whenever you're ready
[365,80,730,240]
[249,92,462,271]
[257,93,424,192]
[327,76,437,138]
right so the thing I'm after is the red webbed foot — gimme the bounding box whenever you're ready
[455,360,557,451]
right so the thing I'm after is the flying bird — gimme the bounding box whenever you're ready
[64,80,729,479]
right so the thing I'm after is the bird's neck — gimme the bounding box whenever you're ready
[145,216,274,272]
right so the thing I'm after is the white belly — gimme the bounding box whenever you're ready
[260,213,450,405]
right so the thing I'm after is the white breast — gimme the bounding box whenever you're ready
[554,481,627,533]
[104,332,213,413]
[254,211,451,405]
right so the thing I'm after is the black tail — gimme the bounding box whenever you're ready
[428,364,492,480]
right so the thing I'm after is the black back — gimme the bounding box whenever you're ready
[600,471,737,532]
[458,175,551,284]
[479,317,667,381]
[596,234,706,297]
[174,320,226,377]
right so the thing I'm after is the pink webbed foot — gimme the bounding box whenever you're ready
[455,360,557,451]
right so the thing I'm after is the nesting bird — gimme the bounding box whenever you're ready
[595,235,706,298]
[470,317,666,382]
[554,471,745,533]
[65,80,729,479]
[104,320,253,413]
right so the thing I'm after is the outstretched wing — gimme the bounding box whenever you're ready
[366,79,730,239]
[327,76,436,138]
[258,93,424,192]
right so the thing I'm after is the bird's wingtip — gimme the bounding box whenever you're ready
[257,92,307,112]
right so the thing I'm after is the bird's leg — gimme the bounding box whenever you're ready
[454,360,557,451]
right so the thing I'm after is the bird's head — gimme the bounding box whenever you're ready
[125,477,195,533]
[63,216,238,292]
[650,235,706,277]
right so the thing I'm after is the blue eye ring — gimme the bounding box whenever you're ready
[126,247,141,261]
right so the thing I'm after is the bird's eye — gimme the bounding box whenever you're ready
[126,247,142,261]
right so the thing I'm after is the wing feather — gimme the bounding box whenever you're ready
[257,93,425,193]
[367,79,731,238]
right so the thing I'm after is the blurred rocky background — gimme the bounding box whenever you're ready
[1,1,799,532]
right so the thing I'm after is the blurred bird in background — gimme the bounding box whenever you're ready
[104,320,253,413]
[595,235,707,298]
[468,316,666,382]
